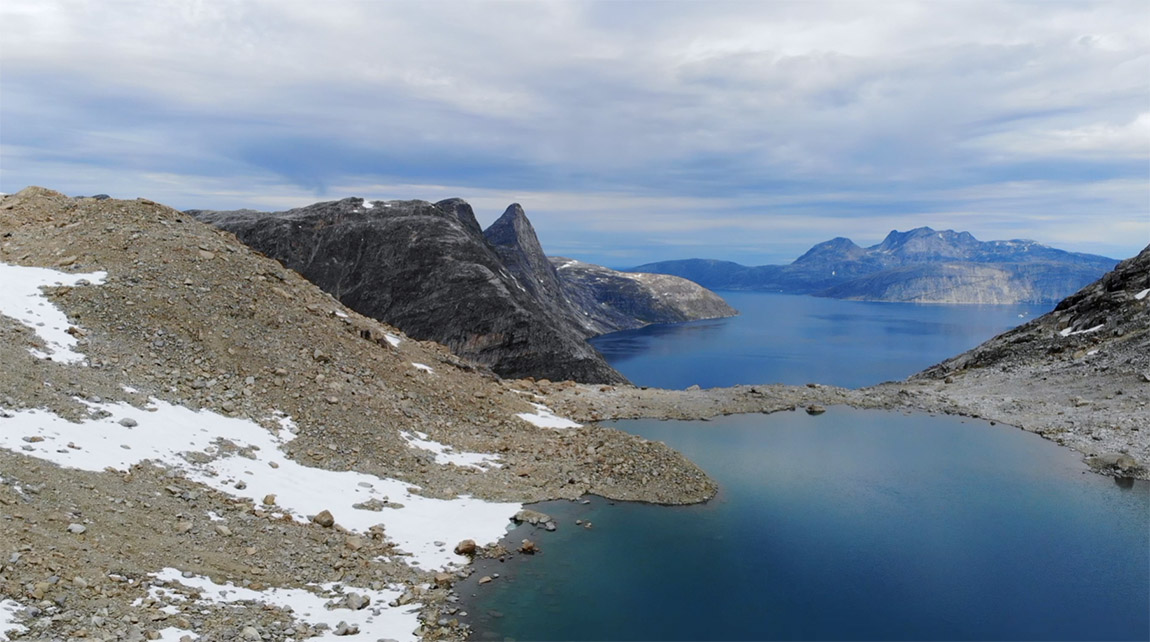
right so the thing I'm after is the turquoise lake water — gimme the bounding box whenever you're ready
[460,294,1149,641]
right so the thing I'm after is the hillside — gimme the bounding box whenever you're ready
[634,227,1118,304]
[0,187,716,641]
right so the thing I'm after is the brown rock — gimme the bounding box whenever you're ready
[453,539,477,556]
[312,510,335,527]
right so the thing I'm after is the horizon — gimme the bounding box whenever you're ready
[2,0,1147,266]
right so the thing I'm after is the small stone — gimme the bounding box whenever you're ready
[805,404,826,415]
[344,536,365,551]
[344,592,370,610]
[72,576,88,589]
[240,626,260,640]
[434,572,452,588]
[22,435,44,443]
[176,521,193,534]
[478,576,492,585]
[215,524,232,537]
[454,539,477,556]
[67,523,87,534]
[518,539,538,554]
[262,494,276,506]
[119,417,138,427]
[333,621,359,636]
[234,480,247,490]
[312,510,335,527]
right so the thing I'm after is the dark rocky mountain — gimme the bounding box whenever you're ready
[634,227,1118,304]
[192,198,735,383]
[192,197,627,384]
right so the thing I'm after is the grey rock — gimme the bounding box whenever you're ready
[311,510,335,528]
[66,523,86,534]
[118,417,138,427]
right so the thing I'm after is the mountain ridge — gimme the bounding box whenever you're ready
[633,226,1118,304]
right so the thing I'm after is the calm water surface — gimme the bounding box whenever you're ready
[462,296,1147,641]
[590,292,1049,389]
[463,410,1149,641]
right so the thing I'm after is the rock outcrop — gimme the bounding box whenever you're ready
[193,198,736,384]
[634,227,1118,304]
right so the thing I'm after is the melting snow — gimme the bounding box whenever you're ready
[362,200,376,209]
[516,403,581,429]
[148,568,419,642]
[383,333,401,347]
[400,430,502,469]
[0,262,107,363]
[1136,288,1150,301]
[0,399,520,569]
[411,363,434,373]
[0,600,27,641]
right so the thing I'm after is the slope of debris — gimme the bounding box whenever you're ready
[0,187,715,641]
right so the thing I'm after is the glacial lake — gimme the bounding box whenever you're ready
[461,293,1150,641]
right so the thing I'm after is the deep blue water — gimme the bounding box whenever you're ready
[589,292,1050,389]
[462,410,1150,641]
[461,295,1148,641]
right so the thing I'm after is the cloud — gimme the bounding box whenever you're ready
[1,0,1146,265]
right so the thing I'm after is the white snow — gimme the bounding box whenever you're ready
[156,627,199,641]
[0,599,27,641]
[1060,324,1104,337]
[0,262,106,363]
[411,363,434,373]
[516,402,581,429]
[149,568,419,642]
[383,333,402,347]
[1136,288,1150,301]
[400,430,502,469]
[362,200,376,209]
[0,399,520,569]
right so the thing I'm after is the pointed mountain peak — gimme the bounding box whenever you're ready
[484,203,538,249]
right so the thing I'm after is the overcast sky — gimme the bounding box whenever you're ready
[2,1,1147,266]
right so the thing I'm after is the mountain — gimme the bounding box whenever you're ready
[192,198,735,384]
[552,257,737,336]
[634,227,1119,304]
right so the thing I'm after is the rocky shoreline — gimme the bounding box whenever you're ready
[0,188,1144,641]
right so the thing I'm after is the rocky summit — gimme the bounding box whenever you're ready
[634,226,1118,304]
[193,198,734,384]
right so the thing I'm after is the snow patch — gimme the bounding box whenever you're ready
[516,403,581,429]
[411,363,434,373]
[400,430,502,469]
[1060,324,1104,337]
[1136,288,1150,301]
[149,568,419,642]
[0,262,106,363]
[0,599,27,641]
[362,200,375,209]
[384,333,401,347]
[0,399,520,569]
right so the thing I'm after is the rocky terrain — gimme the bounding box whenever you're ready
[193,199,733,385]
[0,187,1144,642]
[0,187,719,641]
[635,226,1117,304]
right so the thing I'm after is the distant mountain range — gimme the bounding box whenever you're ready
[633,227,1119,304]
[191,199,733,384]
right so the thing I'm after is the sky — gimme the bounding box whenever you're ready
[1,0,1147,267]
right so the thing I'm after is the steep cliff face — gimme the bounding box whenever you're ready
[192,198,628,384]
[553,258,737,335]
[635,227,1118,304]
